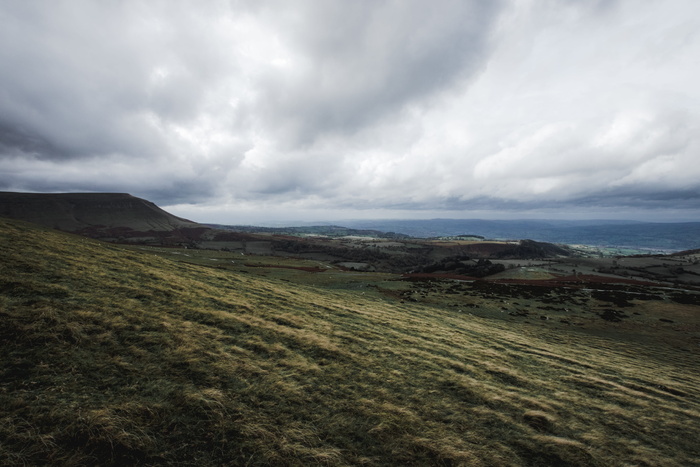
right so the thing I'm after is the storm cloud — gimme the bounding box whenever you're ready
[1,0,699,223]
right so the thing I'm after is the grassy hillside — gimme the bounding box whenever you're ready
[0,192,200,233]
[1,217,699,466]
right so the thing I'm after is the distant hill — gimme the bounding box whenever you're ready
[340,218,700,252]
[0,192,206,242]
[207,223,411,239]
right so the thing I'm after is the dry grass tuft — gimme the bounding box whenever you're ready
[523,410,557,432]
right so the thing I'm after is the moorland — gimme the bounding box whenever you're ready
[1,193,699,465]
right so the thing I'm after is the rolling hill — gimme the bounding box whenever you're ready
[1,216,699,465]
[0,192,205,242]
[0,192,580,273]
[340,219,700,252]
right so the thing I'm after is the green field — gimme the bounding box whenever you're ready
[1,217,699,465]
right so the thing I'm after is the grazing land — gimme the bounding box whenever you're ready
[1,216,699,466]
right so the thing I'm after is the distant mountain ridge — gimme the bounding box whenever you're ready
[339,218,700,252]
[207,223,411,239]
[0,192,203,240]
[4,192,698,252]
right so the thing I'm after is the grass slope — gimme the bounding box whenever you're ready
[1,217,699,466]
[0,192,200,233]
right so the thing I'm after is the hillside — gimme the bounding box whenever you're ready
[1,217,699,465]
[0,192,204,242]
[0,193,576,271]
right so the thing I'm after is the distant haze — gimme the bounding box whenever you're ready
[1,1,699,223]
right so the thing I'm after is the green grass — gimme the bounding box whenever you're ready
[1,217,699,466]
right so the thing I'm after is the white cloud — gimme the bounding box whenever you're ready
[1,0,699,222]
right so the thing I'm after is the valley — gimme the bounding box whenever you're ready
[1,194,699,465]
[135,243,700,353]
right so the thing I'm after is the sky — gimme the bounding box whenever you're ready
[1,0,699,225]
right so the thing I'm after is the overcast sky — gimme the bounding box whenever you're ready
[1,0,699,224]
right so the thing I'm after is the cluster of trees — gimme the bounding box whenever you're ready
[271,239,393,263]
[212,224,410,239]
[419,256,505,277]
[495,240,571,258]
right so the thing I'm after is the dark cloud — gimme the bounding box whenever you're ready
[0,122,68,159]
[0,0,699,223]
[256,0,504,146]
[0,1,241,161]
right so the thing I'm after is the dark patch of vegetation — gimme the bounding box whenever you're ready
[670,292,700,305]
[420,256,506,277]
[494,239,571,258]
[598,309,629,322]
[210,223,411,239]
[590,289,634,307]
